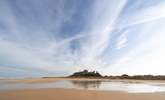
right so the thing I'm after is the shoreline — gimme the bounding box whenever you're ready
[13,77,165,84]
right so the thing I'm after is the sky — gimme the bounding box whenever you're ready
[0,0,165,77]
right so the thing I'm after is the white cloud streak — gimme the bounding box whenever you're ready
[78,0,128,70]
[119,2,165,28]
[116,30,128,49]
[101,18,165,75]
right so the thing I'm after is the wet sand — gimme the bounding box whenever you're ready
[1,78,165,100]
[0,88,165,100]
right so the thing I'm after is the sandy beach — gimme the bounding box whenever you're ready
[0,88,165,100]
[1,78,165,100]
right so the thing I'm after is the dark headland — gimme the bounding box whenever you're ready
[68,70,165,80]
[70,70,102,78]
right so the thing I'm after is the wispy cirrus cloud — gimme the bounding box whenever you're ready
[116,30,128,49]
[78,0,128,69]
[119,1,165,28]
[0,0,165,77]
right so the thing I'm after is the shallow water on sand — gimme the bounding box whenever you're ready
[1,79,165,93]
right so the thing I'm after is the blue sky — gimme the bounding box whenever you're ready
[0,0,165,77]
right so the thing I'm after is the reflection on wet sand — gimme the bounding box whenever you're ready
[1,79,165,93]
[70,80,101,89]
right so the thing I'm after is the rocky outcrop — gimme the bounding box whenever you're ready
[70,70,102,78]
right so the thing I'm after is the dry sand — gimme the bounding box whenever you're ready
[0,88,165,100]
